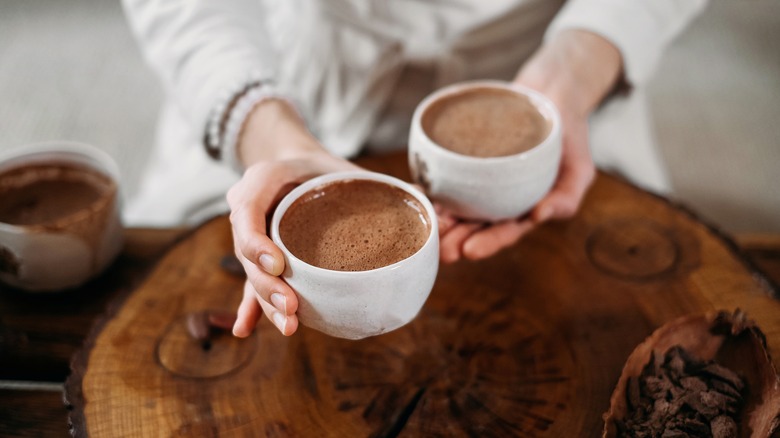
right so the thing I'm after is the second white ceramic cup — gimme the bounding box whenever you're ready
[408,80,562,222]
[270,171,439,340]
[0,142,123,292]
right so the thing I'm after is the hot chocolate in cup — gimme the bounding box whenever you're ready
[270,171,439,340]
[0,142,123,292]
[409,80,562,222]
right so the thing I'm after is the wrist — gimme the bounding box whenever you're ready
[518,29,623,116]
[581,30,631,99]
[238,99,324,167]
[555,30,623,113]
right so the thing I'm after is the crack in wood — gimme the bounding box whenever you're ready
[373,386,427,438]
[298,342,319,398]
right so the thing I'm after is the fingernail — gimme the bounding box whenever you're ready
[270,293,287,314]
[232,306,246,337]
[232,320,244,338]
[259,253,276,274]
[272,312,287,333]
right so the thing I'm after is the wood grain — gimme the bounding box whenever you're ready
[0,389,67,438]
[66,153,780,437]
[0,228,184,381]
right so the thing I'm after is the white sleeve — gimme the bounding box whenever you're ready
[121,0,278,138]
[545,0,709,86]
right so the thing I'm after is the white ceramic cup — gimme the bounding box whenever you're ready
[270,171,439,340]
[0,142,123,292]
[408,80,562,222]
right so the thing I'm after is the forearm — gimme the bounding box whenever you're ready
[518,29,623,116]
[555,30,623,113]
[237,99,328,167]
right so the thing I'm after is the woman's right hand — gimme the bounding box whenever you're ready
[228,99,360,338]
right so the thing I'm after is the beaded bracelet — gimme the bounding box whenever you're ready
[203,70,304,173]
[220,83,299,173]
[204,69,269,161]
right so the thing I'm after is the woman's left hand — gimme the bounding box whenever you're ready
[439,29,624,263]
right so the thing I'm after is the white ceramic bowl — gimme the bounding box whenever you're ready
[0,142,123,292]
[408,80,562,222]
[270,171,439,340]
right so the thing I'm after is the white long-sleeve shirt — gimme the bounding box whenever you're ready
[122,0,707,226]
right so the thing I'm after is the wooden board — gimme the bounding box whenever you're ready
[66,153,780,437]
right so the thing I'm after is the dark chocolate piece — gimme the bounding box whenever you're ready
[616,345,746,437]
[699,364,744,391]
[710,415,737,438]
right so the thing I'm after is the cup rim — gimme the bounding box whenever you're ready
[270,171,438,276]
[412,80,562,164]
[0,141,121,233]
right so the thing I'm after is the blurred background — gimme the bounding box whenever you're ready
[0,0,777,234]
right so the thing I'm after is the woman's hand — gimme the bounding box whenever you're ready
[228,99,360,337]
[439,29,623,263]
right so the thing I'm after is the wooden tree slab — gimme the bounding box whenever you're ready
[66,153,780,437]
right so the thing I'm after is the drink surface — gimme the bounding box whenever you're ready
[0,163,113,226]
[279,179,431,271]
[422,87,550,158]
